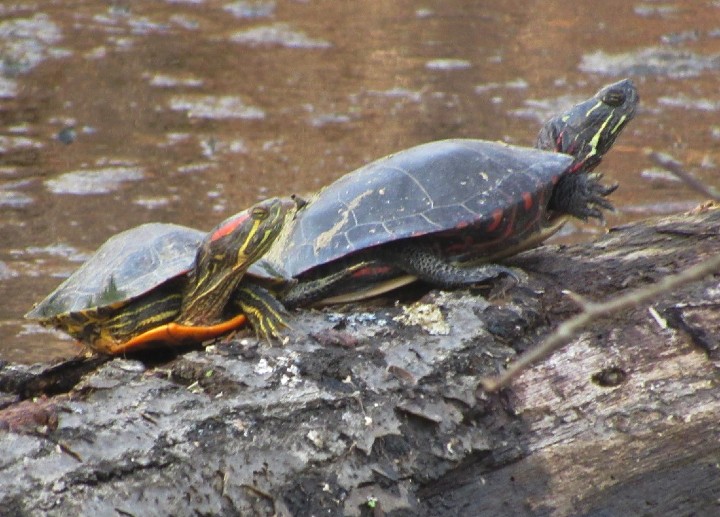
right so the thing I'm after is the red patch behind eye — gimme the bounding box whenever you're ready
[211,212,249,241]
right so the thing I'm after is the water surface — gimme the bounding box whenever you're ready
[2,0,718,363]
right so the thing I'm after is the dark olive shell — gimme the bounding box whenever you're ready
[26,223,204,321]
[252,139,574,279]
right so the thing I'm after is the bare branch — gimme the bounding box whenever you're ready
[647,150,720,201]
[564,290,590,309]
[480,251,720,391]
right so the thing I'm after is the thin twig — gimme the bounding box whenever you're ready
[480,252,720,391]
[481,153,720,391]
[647,150,720,201]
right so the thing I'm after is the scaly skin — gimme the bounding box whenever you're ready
[35,198,294,354]
[276,79,639,307]
[539,78,639,221]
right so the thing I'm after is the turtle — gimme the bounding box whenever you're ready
[25,197,294,354]
[248,78,639,308]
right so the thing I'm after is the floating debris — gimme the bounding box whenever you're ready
[366,88,423,102]
[177,162,215,174]
[309,113,351,128]
[658,95,720,111]
[0,13,64,76]
[660,30,700,45]
[169,95,265,119]
[633,4,679,17]
[0,135,42,153]
[56,127,76,144]
[230,23,331,49]
[127,17,170,35]
[0,76,17,98]
[474,78,528,94]
[510,94,584,122]
[0,190,33,208]
[133,196,172,209]
[45,167,145,195]
[425,58,472,71]
[148,74,204,88]
[580,48,720,78]
[0,261,19,281]
[223,1,276,19]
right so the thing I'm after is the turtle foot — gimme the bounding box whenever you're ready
[232,283,291,344]
[551,172,617,223]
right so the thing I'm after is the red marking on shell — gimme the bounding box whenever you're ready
[503,222,515,238]
[486,209,504,232]
[211,212,250,241]
[444,236,476,254]
[502,206,519,238]
[455,220,469,229]
[522,192,533,211]
[353,265,393,278]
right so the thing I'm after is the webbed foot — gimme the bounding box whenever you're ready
[232,283,291,344]
[551,172,618,223]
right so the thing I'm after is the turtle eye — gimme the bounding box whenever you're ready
[252,207,268,220]
[602,90,626,107]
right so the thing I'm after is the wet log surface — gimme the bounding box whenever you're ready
[1,208,719,517]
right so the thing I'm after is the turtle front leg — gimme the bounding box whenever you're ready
[550,172,618,222]
[232,283,290,341]
[382,243,520,288]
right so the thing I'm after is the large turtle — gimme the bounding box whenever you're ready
[26,197,294,354]
[249,79,639,308]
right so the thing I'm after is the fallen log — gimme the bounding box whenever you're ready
[1,207,718,516]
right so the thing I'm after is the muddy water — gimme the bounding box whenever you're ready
[2,1,718,363]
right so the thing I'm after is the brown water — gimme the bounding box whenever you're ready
[2,0,718,364]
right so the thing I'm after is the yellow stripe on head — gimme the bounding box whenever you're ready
[611,114,627,135]
[583,109,615,160]
[584,100,603,118]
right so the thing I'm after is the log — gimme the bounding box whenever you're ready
[1,207,719,516]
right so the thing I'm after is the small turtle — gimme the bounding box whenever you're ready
[26,197,294,354]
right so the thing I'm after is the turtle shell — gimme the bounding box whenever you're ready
[26,223,205,321]
[252,139,574,280]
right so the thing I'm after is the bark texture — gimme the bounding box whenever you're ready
[1,208,719,516]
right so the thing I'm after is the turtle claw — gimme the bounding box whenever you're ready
[585,177,618,223]
[242,300,291,344]
[244,308,291,345]
[252,318,290,345]
[552,171,617,222]
[232,283,292,345]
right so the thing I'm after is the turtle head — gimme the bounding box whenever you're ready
[180,197,295,324]
[537,78,639,175]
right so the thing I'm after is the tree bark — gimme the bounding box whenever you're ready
[1,207,719,517]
